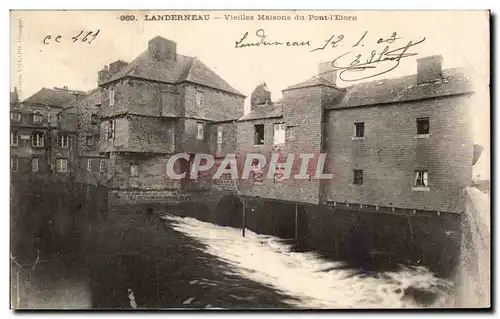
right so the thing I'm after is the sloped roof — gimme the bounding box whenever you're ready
[238,102,283,121]
[22,88,86,108]
[284,76,340,91]
[101,50,245,97]
[328,68,473,109]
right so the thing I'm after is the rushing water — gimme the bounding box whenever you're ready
[162,214,454,309]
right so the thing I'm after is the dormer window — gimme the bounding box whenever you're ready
[32,112,43,123]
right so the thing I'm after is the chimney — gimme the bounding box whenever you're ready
[63,86,68,90]
[417,55,443,84]
[148,36,177,62]
[109,60,129,75]
[250,82,271,111]
[318,61,337,86]
[98,65,109,85]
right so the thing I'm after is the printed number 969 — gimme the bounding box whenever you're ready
[120,15,136,21]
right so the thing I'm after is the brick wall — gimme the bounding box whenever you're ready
[324,94,473,213]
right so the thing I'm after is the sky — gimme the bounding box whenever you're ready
[9,10,490,177]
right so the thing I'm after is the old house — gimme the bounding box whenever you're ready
[10,87,85,178]
[96,36,245,203]
[238,56,474,215]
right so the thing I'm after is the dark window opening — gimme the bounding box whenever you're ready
[91,114,98,125]
[353,170,363,185]
[417,117,430,135]
[354,122,365,137]
[254,124,264,145]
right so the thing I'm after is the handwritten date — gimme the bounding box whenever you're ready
[43,30,100,45]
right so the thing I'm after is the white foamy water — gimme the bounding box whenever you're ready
[162,214,454,309]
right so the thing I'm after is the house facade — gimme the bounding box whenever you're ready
[10,87,85,179]
[237,56,474,215]
[95,36,245,203]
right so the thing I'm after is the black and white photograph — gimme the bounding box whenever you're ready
[8,10,490,309]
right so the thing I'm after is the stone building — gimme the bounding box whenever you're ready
[238,55,474,215]
[10,87,85,178]
[95,36,245,203]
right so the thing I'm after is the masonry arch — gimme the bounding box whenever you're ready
[215,194,243,228]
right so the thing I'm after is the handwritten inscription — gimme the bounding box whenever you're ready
[43,30,100,45]
[235,29,310,49]
[235,29,426,81]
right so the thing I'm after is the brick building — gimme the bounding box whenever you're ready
[10,87,85,178]
[95,36,245,203]
[238,55,474,215]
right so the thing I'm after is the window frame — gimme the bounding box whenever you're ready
[130,163,139,177]
[254,124,265,145]
[91,113,98,125]
[414,170,429,188]
[32,132,45,148]
[109,88,115,106]
[106,119,116,141]
[57,134,69,148]
[99,159,106,173]
[31,157,39,172]
[32,112,43,123]
[56,158,68,173]
[87,159,92,172]
[86,136,94,146]
[10,131,18,146]
[196,90,205,107]
[217,126,223,145]
[10,112,21,122]
[273,123,286,145]
[196,122,204,141]
[353,169,364,185]
[416,117,430,135]
[354,122,365,138]
[11,157,18,172]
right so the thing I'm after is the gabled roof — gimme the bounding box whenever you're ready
[284,76,341,91]
[238,102,283,122]
[101,50,245,97]
[22,88,86,108]
[327,68,473,109]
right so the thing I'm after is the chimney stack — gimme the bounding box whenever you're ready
[417,55,443,84]
[318,61,337,86]
[98,65,109,85]
[148,36,177,62]
[109,60,128,75]
[250,82,272,111]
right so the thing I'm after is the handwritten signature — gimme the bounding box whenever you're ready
[328,37,426,82]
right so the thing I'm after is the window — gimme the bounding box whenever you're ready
[86,136,94,145]
[106,120,116,140]
[196,90,204,107]
[217,126,223,145]
[31,158,39,172]
[354,122,365,137]
[57,114,63,126]
[32,112,43,123]
[91,113,98,125]
[99,159,106,172]
[56,158,68,173]
[273,123,286,145]
[10,112,21,122]
[11,157,18,172]
[414,170,429,187]
[416,117,430,135]
[130,163,139,177]
[57,134,69,148]
[109,88,115,106]
[10,131,18,146]
[32,132,44,148]
[87,159,92,172]
[254,124,264,145]
[196,122,204,140]
[353,170,363,185]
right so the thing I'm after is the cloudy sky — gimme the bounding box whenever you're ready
[10,10,490,176]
